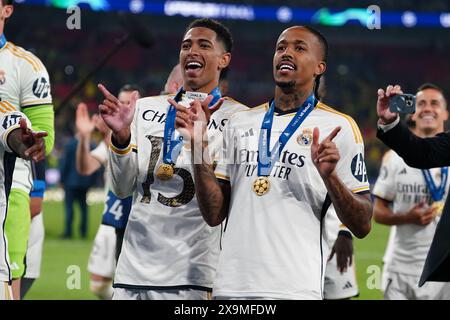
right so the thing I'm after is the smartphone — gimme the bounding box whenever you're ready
[389,94,416,114]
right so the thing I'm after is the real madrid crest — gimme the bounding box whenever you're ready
[297,128,313,146]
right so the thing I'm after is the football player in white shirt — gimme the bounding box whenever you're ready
[98,19,248,300]
[174,25,372,299]
[0,0,55,299]
[373,83,450,299]
[0,111,47,300]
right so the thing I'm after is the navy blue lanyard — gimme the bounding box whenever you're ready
[258,94,317,176]
[162,86,222,165]
[422,168,448,201]
[0,34,7,49]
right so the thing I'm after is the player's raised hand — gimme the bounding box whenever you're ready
[19,118,47,162]
[76,102,95,137]
[198,95,224,123]
[98,84,137,134]
[377,84,403,125]
[169,95,223,144]
[311,126,341,178]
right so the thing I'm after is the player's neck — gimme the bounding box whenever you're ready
[274,85,313,112]
[184,81,219,95]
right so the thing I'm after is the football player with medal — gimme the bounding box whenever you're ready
[174,26,372,299]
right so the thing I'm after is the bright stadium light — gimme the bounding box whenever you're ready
[130,0,144,14]
[401,11,417,27]
[440,13,450,27]
[276,6,293,23]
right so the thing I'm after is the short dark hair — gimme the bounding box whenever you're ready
[184,18,233,53]
[2,0,13,5]
[417,83,444,94]
[301,26,328,100]
[119,84,143,97]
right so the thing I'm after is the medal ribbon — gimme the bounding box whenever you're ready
[421,168,448,202]
[258,93,317,176]
[163,86,222,165]
[0,34,7,49]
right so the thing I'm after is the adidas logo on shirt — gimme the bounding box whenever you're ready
[241,128,255,138]
[399,168,407,175]
[342,281,353,290]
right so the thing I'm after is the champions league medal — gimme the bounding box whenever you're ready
[253,176,270,196]
[431,201,445,217]
[254,94,317,196]
[156,163,174,181]
[422,167,448,218]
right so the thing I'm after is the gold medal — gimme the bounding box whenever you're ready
[431,201,445,217]
[156,163,174,181]
[253,176,270,196]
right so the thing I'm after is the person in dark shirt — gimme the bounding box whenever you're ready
[59,136,98,239]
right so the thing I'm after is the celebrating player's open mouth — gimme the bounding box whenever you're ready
[276,60,297,76]
[184,59,205,78]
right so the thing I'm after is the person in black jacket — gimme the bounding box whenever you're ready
[376,83,450,286]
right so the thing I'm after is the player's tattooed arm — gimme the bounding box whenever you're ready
[311,126,372,238]
[193,150,230,226]
[323,174,372,238]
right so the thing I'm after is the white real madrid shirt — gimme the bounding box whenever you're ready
[109,93,247,290]
[0,111,31,282]
[372,150,449,276]
[0,40,52,193]
[214,101,370,299]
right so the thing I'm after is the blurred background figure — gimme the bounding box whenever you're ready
[59,129,99,239]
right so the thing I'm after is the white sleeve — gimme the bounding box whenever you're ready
[372,151,398,201]
[19,53,52,107]
[90,140,109,165]
[335,120,370,194]
[108,104,139,198]
[0,111,31,153]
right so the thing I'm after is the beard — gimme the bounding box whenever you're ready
[275,80,296,90]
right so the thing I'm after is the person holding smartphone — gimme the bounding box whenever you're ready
[377,83,450,287]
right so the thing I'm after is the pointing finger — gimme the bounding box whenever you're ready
[98,84,119,103]
[312,127,320,147]
[324,126,341,142]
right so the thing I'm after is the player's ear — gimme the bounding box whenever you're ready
[315,61,326,78]
[443,108,449,121]
[4,4,14,19]
[218,52,231,70]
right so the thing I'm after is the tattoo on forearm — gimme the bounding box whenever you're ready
[325,175,372,236]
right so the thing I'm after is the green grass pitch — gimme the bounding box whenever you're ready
[24,199,390,300]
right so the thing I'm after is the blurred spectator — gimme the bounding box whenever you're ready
[59,136,99,239]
